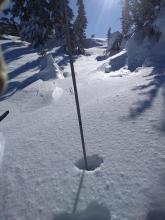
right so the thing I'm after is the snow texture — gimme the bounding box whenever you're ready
[0,35,165,220]
[0,133,5,167]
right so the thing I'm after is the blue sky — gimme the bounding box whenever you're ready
[70,0,122,38]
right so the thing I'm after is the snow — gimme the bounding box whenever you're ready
[39,54,64,80]
[107,31,122,51]
[0,35,165,220]
[0,133,5,167]
[99,50,127,73]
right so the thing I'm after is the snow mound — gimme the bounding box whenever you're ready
[39,54,64,80]
[99,50,127,73]
[107,31,122,51]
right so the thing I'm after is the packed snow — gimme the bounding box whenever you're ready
[0,35,165,220]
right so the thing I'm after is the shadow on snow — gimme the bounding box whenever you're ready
[0,72,39,101]
[2,41,36,64]
[0,44,72,101]
[128,64,165,133]
[53,171,111,220]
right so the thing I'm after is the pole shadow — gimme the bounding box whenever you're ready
[53,171,111,220]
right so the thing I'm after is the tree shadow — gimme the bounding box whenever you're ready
[51,46,80,69]
[128,65,165,132]
[2,41,35,64]
[8,58,40,80]
[96,55,109,61]
[53,171,111,220]
[0,54,42,102]
[0,73,39,101]
[0,45,69,102]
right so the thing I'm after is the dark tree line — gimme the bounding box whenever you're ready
[1,0,88,54]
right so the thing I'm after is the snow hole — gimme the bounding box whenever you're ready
[75,155,103,171]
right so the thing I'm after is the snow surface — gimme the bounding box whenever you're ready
[0,36,165,220]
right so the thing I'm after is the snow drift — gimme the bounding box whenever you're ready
[99,50,127,73]
[39,54,64,80]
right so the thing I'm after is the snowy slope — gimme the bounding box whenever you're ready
[0,36,165,220]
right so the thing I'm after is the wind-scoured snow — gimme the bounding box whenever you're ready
[0,35,165,220]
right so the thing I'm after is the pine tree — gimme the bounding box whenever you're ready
[121,0,131,36]
[129,0,161,31]
[7,0,52,47]
[126,0,162,41]
[74,0,87,54]
[49,0,74,40]
[21,0,51,47]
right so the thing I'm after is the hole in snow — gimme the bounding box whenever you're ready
[75,155,103,171]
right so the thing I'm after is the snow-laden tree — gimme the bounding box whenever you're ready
[5,0,75,49]
[20,16,47,47]
[5,0,52,47]
[121,0,131,36]
[129,0,162,40]
[127,0,164,70]
[74,0,87,54]
[20,0,51,47]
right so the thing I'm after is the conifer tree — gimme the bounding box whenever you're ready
[129,0,161,31]
[21,0,51,47]
[121,0,131,36]
[49,0,74,40]
[5,0,75,49]
[6,0,51,47]
[74,0,87,54]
